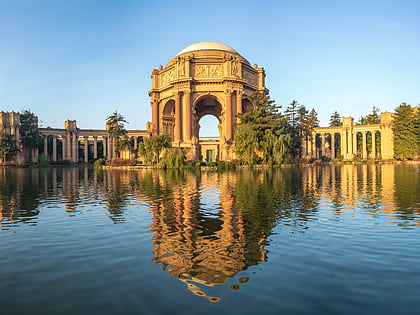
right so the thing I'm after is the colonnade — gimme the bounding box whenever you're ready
[41,134,119,162]
[39,120,147,163]
[304,112,394,160]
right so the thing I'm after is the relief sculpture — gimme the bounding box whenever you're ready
[195,65,223,78]
[161,70,175,86]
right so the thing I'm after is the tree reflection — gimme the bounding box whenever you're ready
[0,168,41,228]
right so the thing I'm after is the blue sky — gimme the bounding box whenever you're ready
[1,0,419,136]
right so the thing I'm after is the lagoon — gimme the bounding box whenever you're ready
[1,165,419,314]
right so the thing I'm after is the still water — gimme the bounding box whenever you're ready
[1,164,419,314]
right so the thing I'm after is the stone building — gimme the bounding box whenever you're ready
[149,41,268,161]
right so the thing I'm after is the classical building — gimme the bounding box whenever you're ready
[148,41,268,161]
[0,41,399,163]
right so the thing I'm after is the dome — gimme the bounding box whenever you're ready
[176,41,239,56]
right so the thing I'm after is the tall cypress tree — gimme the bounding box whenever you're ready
[235,92,288,165]
[392,103,417,160]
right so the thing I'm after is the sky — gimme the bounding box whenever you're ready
[0,0,419,136]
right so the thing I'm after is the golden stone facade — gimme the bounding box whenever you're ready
[149,41,268,160]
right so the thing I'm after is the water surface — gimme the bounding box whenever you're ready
[1,164,419,314]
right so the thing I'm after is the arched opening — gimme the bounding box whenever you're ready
[162,100,175,140]
[194,96,222,163]
[199,115,219,137]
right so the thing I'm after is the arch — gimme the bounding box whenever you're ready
[242,98,254,114]
[162,99,175,140]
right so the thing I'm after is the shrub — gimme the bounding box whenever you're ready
[158,148,185,169]
[38,153,49,166]
[217,160,236,170]
[93,158,106,167]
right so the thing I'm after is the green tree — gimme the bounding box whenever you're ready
[329,111,341,127]
[106,111,129,153]
[392,103,417,160]
[235,92,288,165]
[0,130,19,163]
[357,106,381,125]
[20,110,42,149]
[138,134,171,164]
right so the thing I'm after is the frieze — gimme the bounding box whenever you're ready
[194,64,223,78]
[161,69,175,86]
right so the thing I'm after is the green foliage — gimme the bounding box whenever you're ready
[392,103,419,160]
[285,101,319,159]
[357,106,381,125]
[157,148,185,169]
[93,158,106,167]
[38,153,49,166]
[0,130,19,163]
[20,110,43,148]
[329,111,342,127]
[138,135,171,164]
[235,91,288,165]
[106,111,129,152]
[217,160,236,170]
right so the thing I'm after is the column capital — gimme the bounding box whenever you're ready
[225,89,233,95]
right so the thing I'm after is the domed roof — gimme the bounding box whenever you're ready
[176,41,239,56]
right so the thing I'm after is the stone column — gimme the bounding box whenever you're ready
[111,138,116,159]
[331,133,336,159]
[225,90,233,141]
[43,135,48,159]
[340,131,346,158]
[236,91,243,124]
[72,133,78,162]
[52,136,57,161]
[67,133,71,160]
[321,133,326,157]
[84,136,89,163]
[62,136,67,160]
[93,136,98,159]
[352,132,357,159]
[174,92,182,142]
[133,136,138,151]
[362,131,367,158]
[371,131,376,159]
[103,137,107,159]
[183,91,191,142]
[152,101,159,136]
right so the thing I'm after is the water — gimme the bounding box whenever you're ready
[0,164,419,315]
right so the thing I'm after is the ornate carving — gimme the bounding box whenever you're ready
[161,70,175,86]
[194,64,223,78]
[242,69,258,86]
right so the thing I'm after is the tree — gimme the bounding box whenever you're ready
[106,111,129,153]
[138,135,171,164]
[284,102,318,159]
[235,92,288,165]
[392,103,417,160]
[329,111,341,127]
[357,106,381,125]
[0,130,19,163]
[20,110,42,149]
[284,100,300,159]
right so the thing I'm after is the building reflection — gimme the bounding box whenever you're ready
[139,171,268,303]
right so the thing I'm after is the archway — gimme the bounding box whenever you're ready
[194,96,222,162]
[162,100,175,140]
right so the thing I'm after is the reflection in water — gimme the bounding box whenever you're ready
[0,164,419,302]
